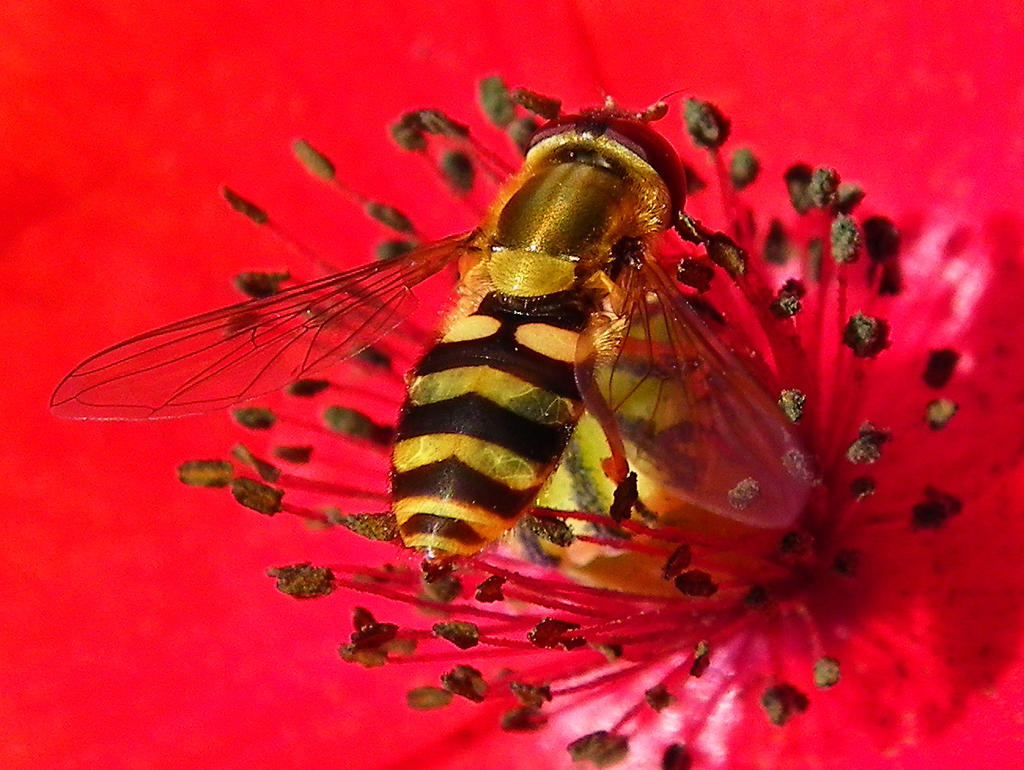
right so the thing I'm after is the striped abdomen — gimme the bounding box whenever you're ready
[391,291,590,556]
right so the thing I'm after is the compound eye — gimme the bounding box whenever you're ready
[601,118,687,223]
[525,117,579,151]
[601,126,649,164]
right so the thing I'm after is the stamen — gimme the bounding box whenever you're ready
[323,405,393,445]
[911,487,963,530]
[644,684,675,712]
[230,477,283,515]
[661,744,694,770]
[923,348,960,388]
[770,278,806,318]
[925,398,958,429]
[478,75,515,128]
[267,563,335,598]
[440,150,475,194]
[849,477,876,501]
[433,621,481,650]
[784,164,814,214]
[232,406,277,430]
[842,312,891,357]
[832,549,861,575]
[682,163,707,194]
[813,656,841,688]
[661,545,693,580]
[806,167,839,209]
[676,257,715,293]
[474,575,506,602]
[500,706,548,732]
[690,640,712,678]
[440,664,488,702]
[221,186,336,271]
[729,148,760,190]
[221,186,269,225]
[273,445,314,464]
[727,477,761,510]
[608,472,638,523]
[673,570,718,598]
[845,422,891,464]
[522,514,575,547]
[864,216,901,261]
[286,378,331,397]
[232,443,280,482]
[566,731,630,767]
[761,683,809,726]
[683,98,730,149]
[778,389,806,422]
[528,618,586,650]
[834,183,865,214]
[510,681,552,707]
[510,88,562,120]
[406,686,453,710]
[177,459,233,487]
[336,513,399,542]
[233,270,290,298]
[764,219,792,264]
[506,116,538,155]
[830,214,862,264]
[375,239,417,261]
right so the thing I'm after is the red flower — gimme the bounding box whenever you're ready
[5,2,1023,769]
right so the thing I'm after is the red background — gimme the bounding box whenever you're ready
[4,1,1023,767]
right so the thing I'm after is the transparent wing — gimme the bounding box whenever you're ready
[51,234,471,419]
[577,252,811,528]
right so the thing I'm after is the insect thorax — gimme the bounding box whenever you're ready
[481,131,673,298]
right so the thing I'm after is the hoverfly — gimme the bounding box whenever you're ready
[51,98,810,560]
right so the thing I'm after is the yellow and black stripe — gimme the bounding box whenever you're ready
[392,291,590,556]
